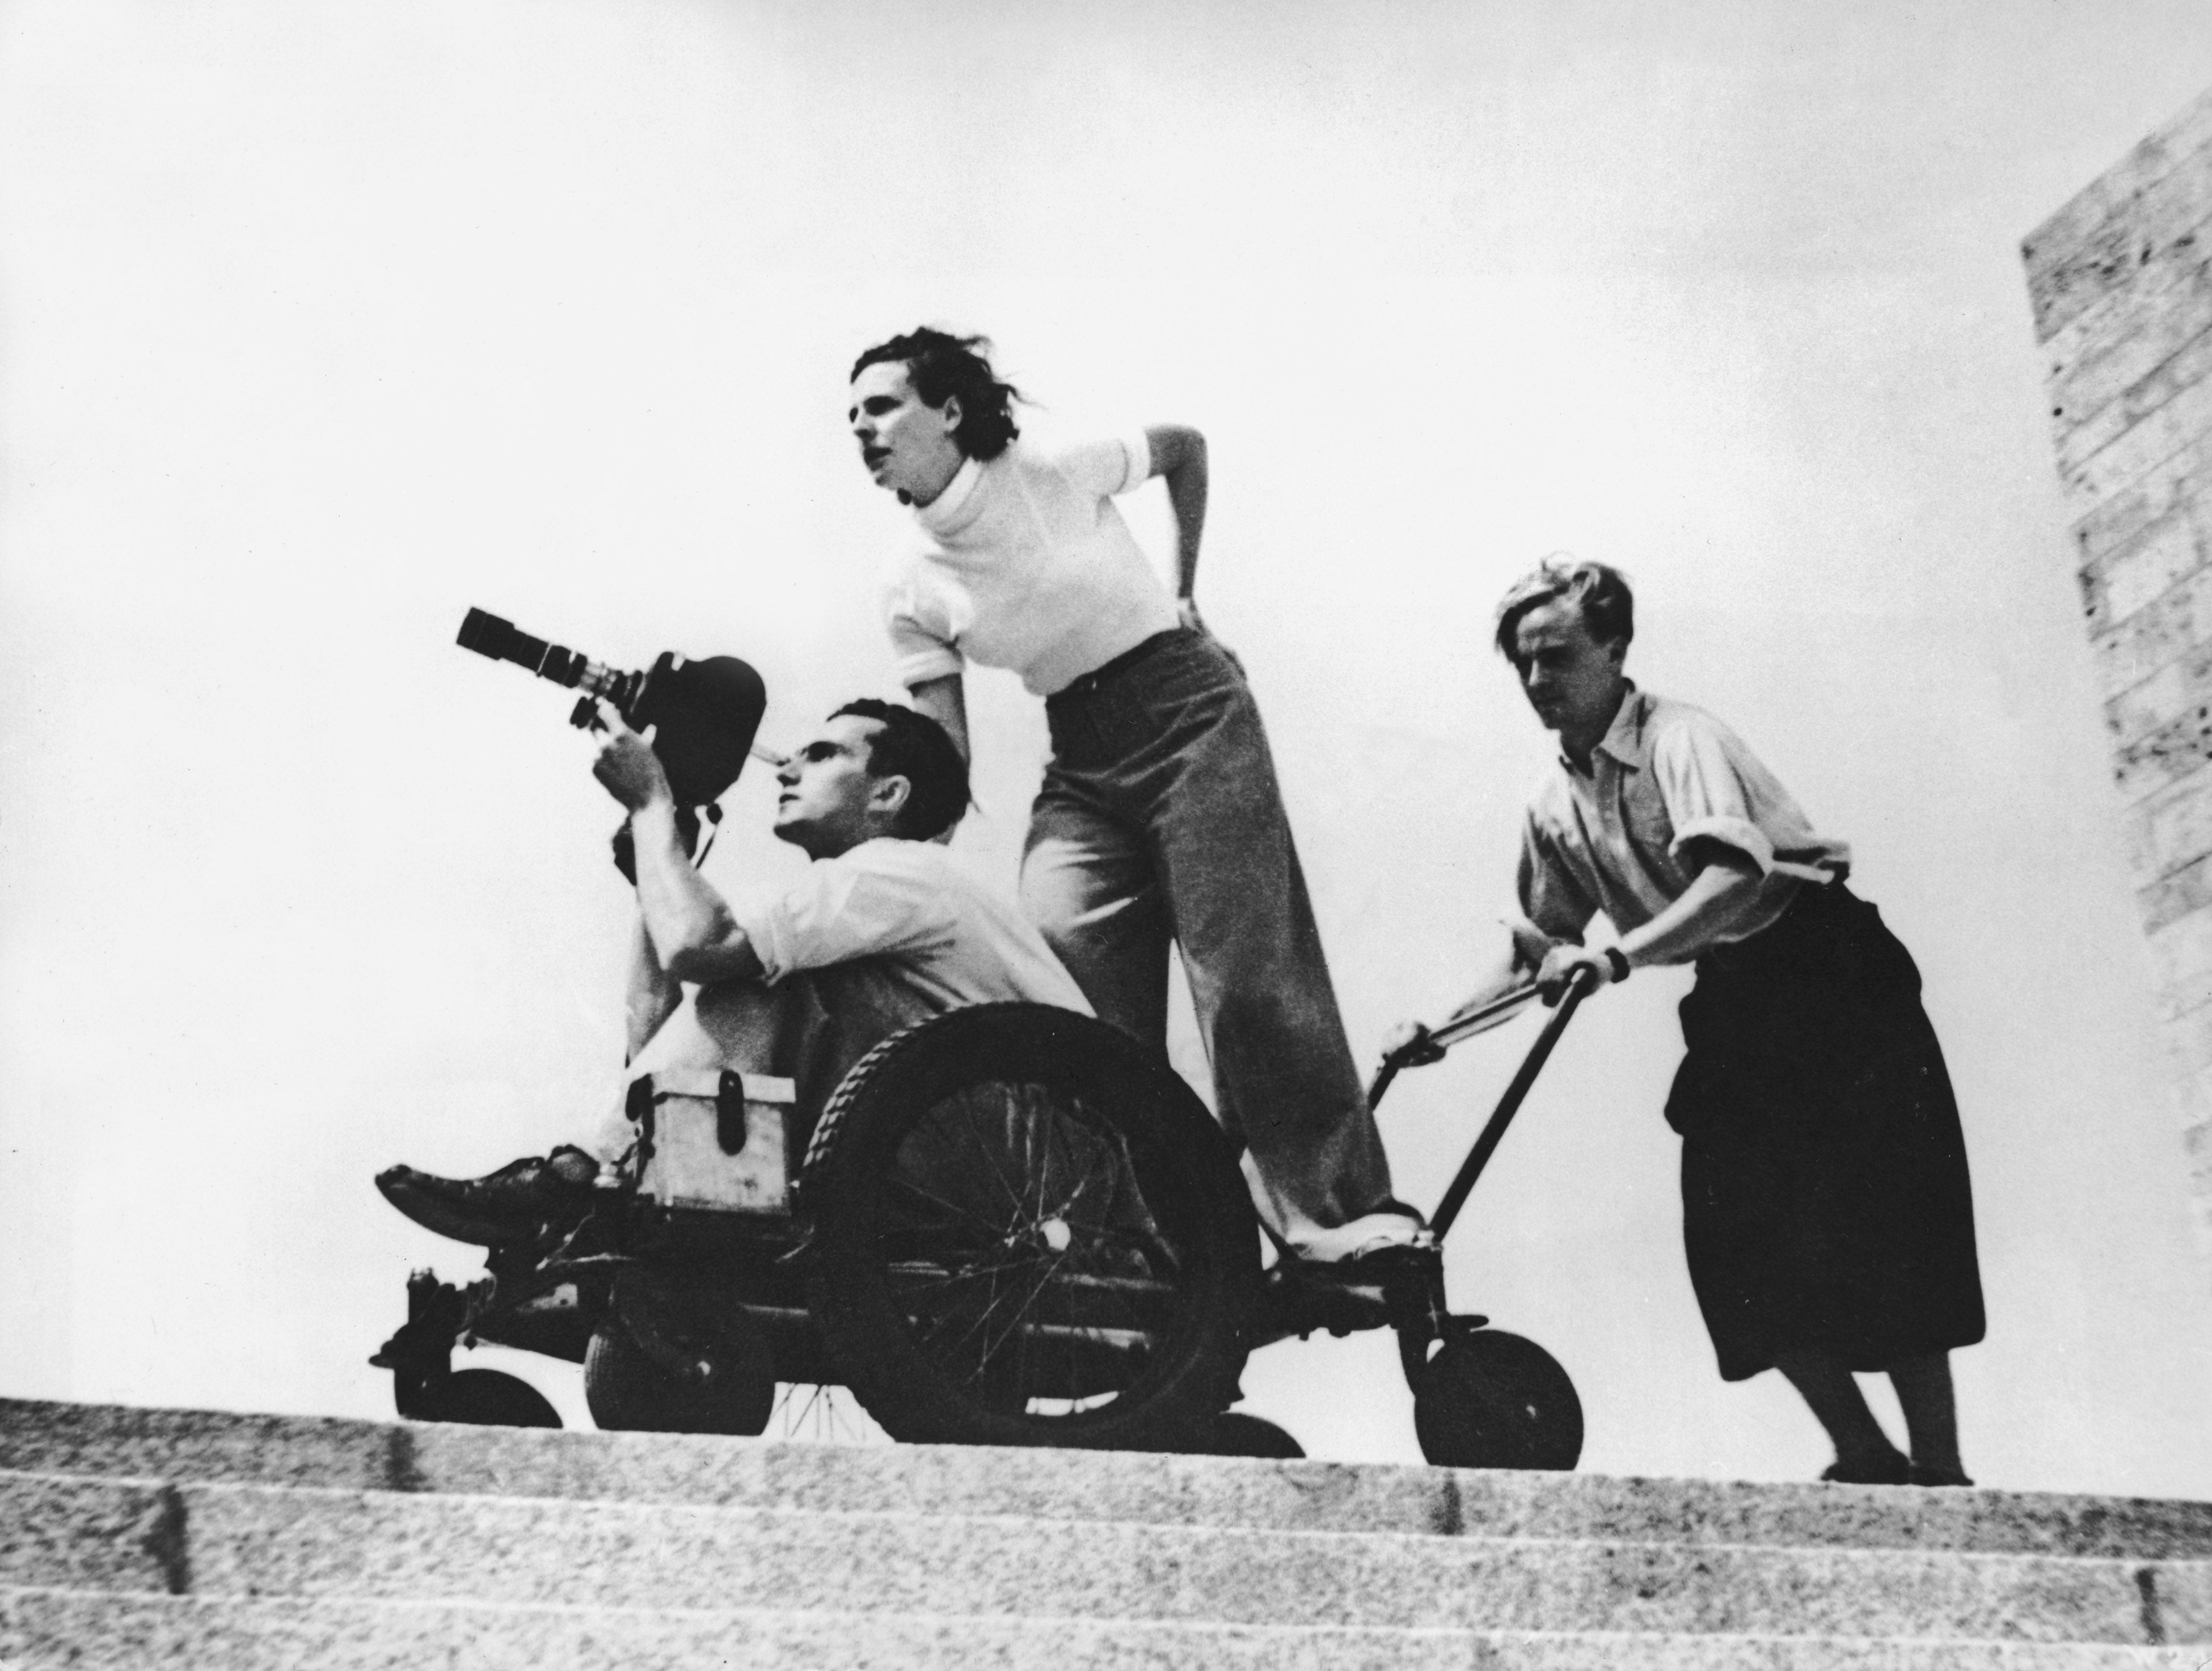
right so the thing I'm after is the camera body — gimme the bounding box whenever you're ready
[456,608,768,872]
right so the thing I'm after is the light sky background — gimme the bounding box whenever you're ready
[6,0,2212,1496]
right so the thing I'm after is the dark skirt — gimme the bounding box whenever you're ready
[1664,881,1985,1381]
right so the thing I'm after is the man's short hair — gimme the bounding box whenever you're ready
[830,698,970,841]
[1493,555,1636,664]
[850,327,1023,462]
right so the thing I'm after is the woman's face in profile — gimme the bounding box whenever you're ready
[848,361,964,507]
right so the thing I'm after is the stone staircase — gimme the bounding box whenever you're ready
[2,1397,2207,1668]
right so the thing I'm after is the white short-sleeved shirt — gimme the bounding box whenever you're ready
[1513,686,1852,955]
[725,837,1093,1014]
[881,432,1181,697]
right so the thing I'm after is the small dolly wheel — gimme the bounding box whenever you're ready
[404,1367,562,1429]
[802,1003,1260,1449]
[584,1277,777,1436]
[1411,1329,1582,1470]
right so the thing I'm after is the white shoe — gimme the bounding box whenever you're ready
[1290,1210,1433,1264]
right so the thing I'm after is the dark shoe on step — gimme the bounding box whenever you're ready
[376,1147,599,1246]
[1820,1447,1913,1486]
[1907,1463,1974,1488]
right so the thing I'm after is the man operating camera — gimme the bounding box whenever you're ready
[378,695,1090,1244]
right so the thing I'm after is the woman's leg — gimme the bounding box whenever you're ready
[1020,774,1172,1048]
[1132,665,1398,1247]
[1032,634,1402,1254]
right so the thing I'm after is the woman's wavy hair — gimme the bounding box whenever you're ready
[1493,555,1636,665]
[849,327,1023,461]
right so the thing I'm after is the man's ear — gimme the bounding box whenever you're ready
[938,393,963,441]
[868,772,914,826]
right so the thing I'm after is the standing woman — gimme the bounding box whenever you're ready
[846,327,1418,1267]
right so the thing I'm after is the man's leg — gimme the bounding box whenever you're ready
[1887,1351,1969,1483]
[1773,1349,1910,1482]
[570,978,806,1164]
[381,980,812,1246]
[1021,774,1172,1049]
[666,981,802,1076]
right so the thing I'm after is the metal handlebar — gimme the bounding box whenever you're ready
[1424,968,1595,1240]
[1362,965,1600,1243]
[1366,982,1542,1111]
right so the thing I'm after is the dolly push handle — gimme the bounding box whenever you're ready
[1424,968,1597,1241]
[1367,982,1540,1111]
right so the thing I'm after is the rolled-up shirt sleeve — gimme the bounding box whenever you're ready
[1649,717,1778,876]
[882,564,964,690]
[1052,430,1153,498]
[725,859,944,984]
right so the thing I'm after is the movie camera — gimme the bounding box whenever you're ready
[456,607,768,869]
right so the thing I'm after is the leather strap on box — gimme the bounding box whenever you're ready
[627,1068,798,1158]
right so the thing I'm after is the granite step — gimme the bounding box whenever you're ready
[7,1398,2211,1561]
[3,1469,2207,1645]
[9,1398,2212,1665]
[0,1586,2190,1671]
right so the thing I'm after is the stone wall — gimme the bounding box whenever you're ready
[2025,85,2212,1249]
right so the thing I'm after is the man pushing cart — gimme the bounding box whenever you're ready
[1387,556,1985,1487]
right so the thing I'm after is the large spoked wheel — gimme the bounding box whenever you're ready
[801,1003,1260,1449]
[1411,1329,1582,1470]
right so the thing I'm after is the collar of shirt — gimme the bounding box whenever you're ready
[1563,682,1649,777]
[914,455,985,536]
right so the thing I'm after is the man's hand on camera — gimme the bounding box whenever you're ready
[589,701,674,812]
